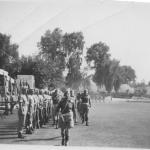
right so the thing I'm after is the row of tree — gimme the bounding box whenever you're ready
[0,28,136,92]
[86,42,136,92]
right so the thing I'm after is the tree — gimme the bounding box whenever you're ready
[113,65,136,93]
[37,28,66,89]
[104,59,120,92]
[0,33,19,77]
[86,42,110,87]
[120,66,136,83]
[86,41,136,93]
[113,66,123,92]
[63,32,84,89]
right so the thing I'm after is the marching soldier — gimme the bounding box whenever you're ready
[43,90,48,125]
[34,89,40,129]
[47,91,52,120]
[76,92,82,119]
[56,90,76,146]
[80,89,91,126]
[38,90,44,127]
[70,90,77,123]
[26,89,34,134]
[52,89,60,128]
[17,88,28,138]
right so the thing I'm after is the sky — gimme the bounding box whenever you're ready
[0,0,150,83]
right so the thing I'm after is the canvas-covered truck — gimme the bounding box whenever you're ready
[16,75,35,91]
[0,69,16,115]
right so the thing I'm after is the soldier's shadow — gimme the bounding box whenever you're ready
[15,136,61,142]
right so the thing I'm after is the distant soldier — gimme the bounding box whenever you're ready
[42,90,48,124]
[70,90,77,123]
[56,90,76,146]
[26,89,34,134]
[76,92,82,119]
[31,89,37,129]
[52,89,60,128]
[17,88,28,138]
[80,89,91,126]
[34,89,40,129]
[38,90,44,127]
[47,91,52,120]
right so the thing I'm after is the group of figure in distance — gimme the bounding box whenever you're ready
[17,87,91,146]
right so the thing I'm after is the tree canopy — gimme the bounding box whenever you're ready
[86,41,136,93]
[0,33,19,78]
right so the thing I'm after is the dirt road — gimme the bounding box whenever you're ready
[0,101,150,148]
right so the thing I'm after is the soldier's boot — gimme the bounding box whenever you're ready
[26,126,32,134]
[29,124,33,134]
[18,132,24,138]
[56,120,58,129]
[37,121,40,129]
[61,132,65,146]
[61,138,65,146]
[82,116,84,124]
[85,113,89,126]
[65,136,69,146]
[86,121,89,126]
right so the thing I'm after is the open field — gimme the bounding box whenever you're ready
[0,100,150,148]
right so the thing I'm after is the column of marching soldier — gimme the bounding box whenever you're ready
[16,88,91,146]
[18,88,53,138]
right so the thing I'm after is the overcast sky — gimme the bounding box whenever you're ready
[0,0,150,83]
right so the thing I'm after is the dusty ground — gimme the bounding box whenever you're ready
[0,99,150,148]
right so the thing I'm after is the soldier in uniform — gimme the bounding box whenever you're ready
[52,89,60,128]
[26,89,34,134]
[56,90,76,146]
[70,90,77,123]
[43,90,48,125]
[38,90,44,127]
[80,89,91,126]
[17,88,28,138]
[34,89,40,129]
[47,91,52,120]
[76,92,82,119]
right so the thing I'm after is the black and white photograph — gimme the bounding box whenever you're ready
[0,0,150,149]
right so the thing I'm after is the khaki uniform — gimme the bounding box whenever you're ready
[18,94,28,135]
[57,97,75,146]
[26,94,34,132]
[38,94,44,127]
[52,92,60,127]
[81,94,91,126]
[43,94,48,124]
[70,96,77,123]
[33,94,40,129]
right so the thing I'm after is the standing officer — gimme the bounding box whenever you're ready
[80,89,91,126]
[56,90,76,146]
[17,88,28,138]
